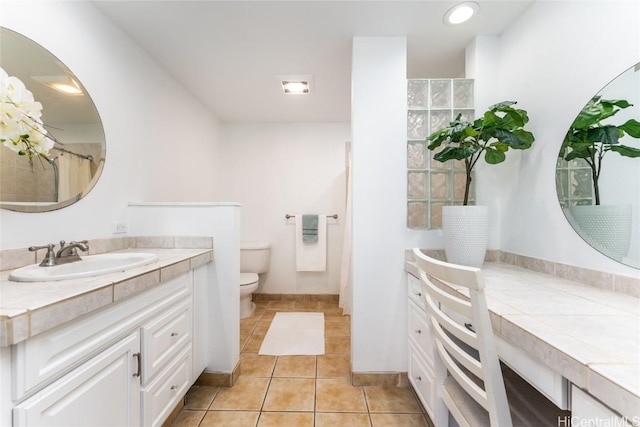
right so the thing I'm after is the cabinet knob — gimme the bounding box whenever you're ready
[415,292,422,297]
[170,385,178,391]
[414,329,422,334]
[415,376,422,381]
[171,332,179,337]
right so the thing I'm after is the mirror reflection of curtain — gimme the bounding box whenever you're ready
[57,153,91,202]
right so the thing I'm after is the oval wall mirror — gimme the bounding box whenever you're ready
[556,62,640,269]
[0,27,105,213]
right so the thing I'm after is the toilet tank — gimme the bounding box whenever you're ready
[240,242,271,274]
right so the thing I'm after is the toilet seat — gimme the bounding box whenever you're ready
[240,273,259,287]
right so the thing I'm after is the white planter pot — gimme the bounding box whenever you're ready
[565,204,632,262]
[442,205,489,268]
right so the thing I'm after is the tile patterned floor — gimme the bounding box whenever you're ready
[172,299,433,427]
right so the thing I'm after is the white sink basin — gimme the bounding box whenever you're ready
[9,252,159,282]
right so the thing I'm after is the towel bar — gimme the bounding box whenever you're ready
[285,214,338,219]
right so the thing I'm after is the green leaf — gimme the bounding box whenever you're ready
[586,125,619,145]
[492,142,510,153]
[482,110,499,127]
[620,119,640,138]
[434,146,476,162]
[484,147,506,164]
[492,128,530,148]
[602,99,632,109]
[499,109,525,128]
[610,145,640,158]
[488,101,517,110]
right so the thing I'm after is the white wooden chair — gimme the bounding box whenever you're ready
[412,248,512,427]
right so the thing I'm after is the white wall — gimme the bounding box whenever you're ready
[0,1,223,250]
[495,0,640,277]
[216,123,350,295]
[128,203,241,374]
[351,37,409,373]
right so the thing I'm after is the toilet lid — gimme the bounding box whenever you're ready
[240,273,259,286]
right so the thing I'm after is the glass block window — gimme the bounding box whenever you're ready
[556,157,594,207]
[407,79,475,229]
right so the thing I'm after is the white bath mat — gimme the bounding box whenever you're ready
[259,312,325,356]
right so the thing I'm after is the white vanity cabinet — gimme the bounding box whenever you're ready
[407,272,436,420]
[3,263,210,427]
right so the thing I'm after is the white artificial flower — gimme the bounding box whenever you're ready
[0,67,54,159]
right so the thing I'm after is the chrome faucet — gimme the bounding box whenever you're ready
[56,240,89,264]
[29,240,89,267]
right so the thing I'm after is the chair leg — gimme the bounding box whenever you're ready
[435,398,449,427]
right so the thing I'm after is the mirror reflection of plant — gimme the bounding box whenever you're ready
[0,67,55,163]
[427,101,535,205]
[559,96,640,205]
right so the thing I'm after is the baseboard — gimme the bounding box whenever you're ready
[195,362,241,387]
[253,293,339,302]
[351,371,408,387]
[161,396,184,427]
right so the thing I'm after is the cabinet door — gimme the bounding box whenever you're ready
[13,332,141,427]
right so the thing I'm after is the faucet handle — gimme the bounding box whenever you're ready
[70,240,90,254]
[29,244,57,267]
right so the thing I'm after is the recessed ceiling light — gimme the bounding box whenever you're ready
[281,80,309,94]
[277,74,313,95]
[444,1,479,25]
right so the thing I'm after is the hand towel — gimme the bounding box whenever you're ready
[295,214,327,271]
[302,214,319,243]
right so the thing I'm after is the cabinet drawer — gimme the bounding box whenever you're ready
[571,386,631,426]
[408,274,425,310]
[496,336,569,410]
[142,346,192,427]
[409,344,435,421]
[408,300,434,366]
[141,300,191,384]
[13,274,190,401]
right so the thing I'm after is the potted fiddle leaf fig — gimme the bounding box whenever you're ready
[559,96,640,205]
[427,100,535,205]
[426,101,535,267]
[558,96,640,261]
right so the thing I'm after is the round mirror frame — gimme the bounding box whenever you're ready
[556,62,640,269]
[0,27,105,213]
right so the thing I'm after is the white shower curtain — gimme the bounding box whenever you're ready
[338,151,352,315]
[57,153,91,202]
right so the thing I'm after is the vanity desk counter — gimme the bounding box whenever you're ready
[0,247,213,347]
[405,260,640,421]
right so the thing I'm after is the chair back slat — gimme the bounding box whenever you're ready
[419,270,474,320]
[426,310,483,380]
[434,338,488,408]
[412,249,513,427]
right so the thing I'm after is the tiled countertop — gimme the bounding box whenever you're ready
[0,248,213,347]
[406,261,640,420]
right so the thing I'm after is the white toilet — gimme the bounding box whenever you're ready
[240,242,271,319]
